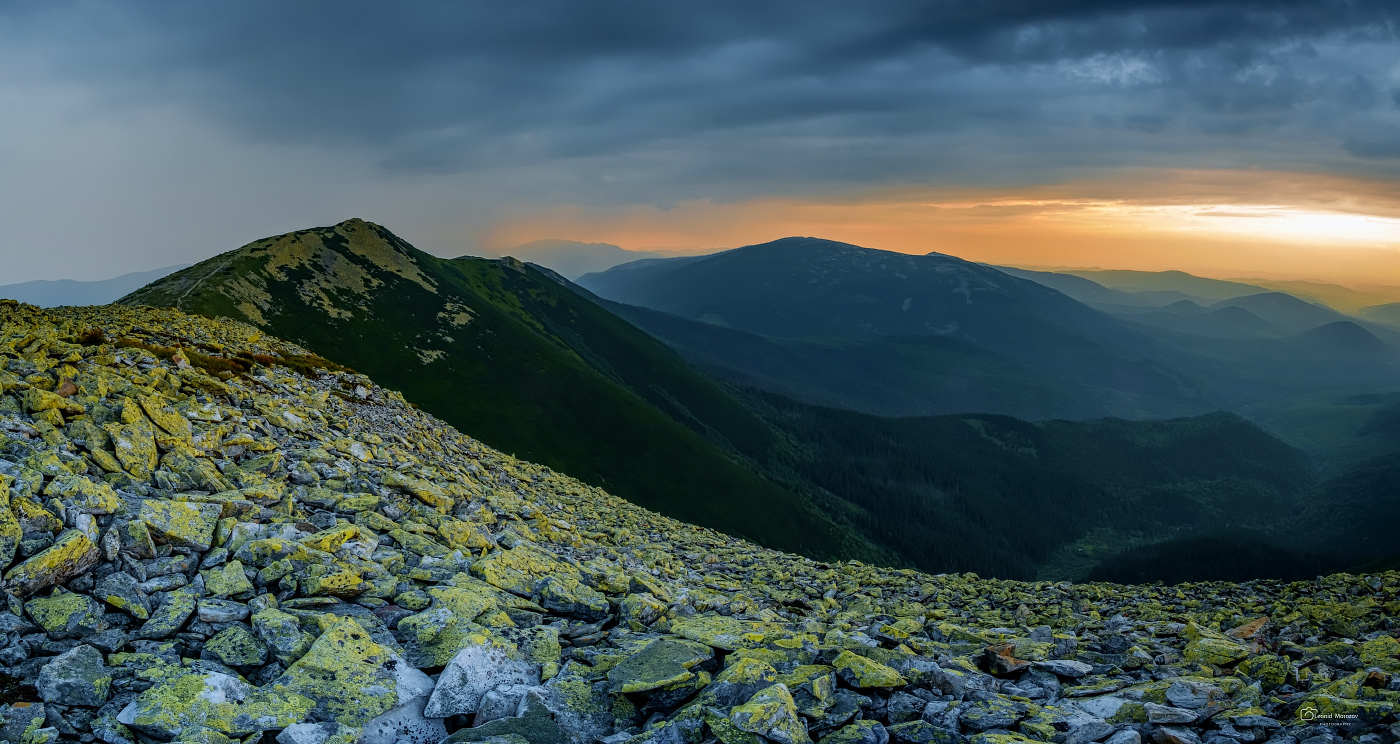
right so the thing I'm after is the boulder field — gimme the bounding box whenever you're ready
[0,300,1396,744]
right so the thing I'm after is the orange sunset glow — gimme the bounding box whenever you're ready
[481,169,1400,287]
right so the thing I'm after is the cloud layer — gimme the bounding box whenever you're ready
[0,1,1397,280]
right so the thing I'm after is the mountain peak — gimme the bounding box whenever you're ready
[1289,319,1388,353]
[251,218,436,292]
[123,219,437,323]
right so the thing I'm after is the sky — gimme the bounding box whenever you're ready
[1,1,1399,285]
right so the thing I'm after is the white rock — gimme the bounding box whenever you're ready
[422,644,541,718]
[474,684,535,726]
[277,723,340,744]
[361,697,445,744]
[361,662,444,744]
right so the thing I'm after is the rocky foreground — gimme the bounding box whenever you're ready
[0,300,1396,744]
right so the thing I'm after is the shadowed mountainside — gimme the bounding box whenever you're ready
[119,219,1369,581]
[579,238,1400,422]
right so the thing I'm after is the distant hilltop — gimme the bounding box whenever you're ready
[0,266,189,308]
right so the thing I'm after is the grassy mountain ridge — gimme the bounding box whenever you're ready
[121,218,877,561]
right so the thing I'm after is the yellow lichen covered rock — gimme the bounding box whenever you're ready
[267,618,433,728]
[3,529,100,597]
[137,499,223,551]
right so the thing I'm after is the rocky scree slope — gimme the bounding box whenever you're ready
[0,300,1397,744]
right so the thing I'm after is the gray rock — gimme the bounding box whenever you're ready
[884,720,959,744]
[1106,730,1143,744]
[146,556,195,577]
[1154,728,1203,744]
[1033,659,1094,678]
[958,697,1027,733]
[1229,717,1281,730]
[86,629,129,654]
[138,573,189,593]
[1075,696,1132,720]
[534,575,610,621]
[1146,703,1198,725]
[928,667,966,700]
[442,695,565,744]
[1062,712,1115,744]
[131,586,197,640]
[0,703,49,744]
[423,643,542,718]
[0,612,34,633]
[200,548,230,569]
[888,692,928,724]
[197,598,250,623]
[821,720,891,744]
[90,713,138,744]
[1165,681,1222,710]
[36,644,111,707]
[93,572,150,620]
[536,671,616,744]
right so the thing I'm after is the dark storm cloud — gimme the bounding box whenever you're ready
[3,0,1397,198]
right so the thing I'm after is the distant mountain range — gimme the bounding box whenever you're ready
[579,238,1400,420]
[1060,268,1271,300]
[580,238,1214,419]
[0,265,188,307]
[489,239,706,279]
[1228,278,1400,314]
[117,220,1399,580]
[1361,302,1400,327]
[996,264,1400,313]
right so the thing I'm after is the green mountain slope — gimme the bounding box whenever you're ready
[746,395,1318,580]
[120,218,877,561]
[598,300,1113,419]
[123,219,1356,582]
